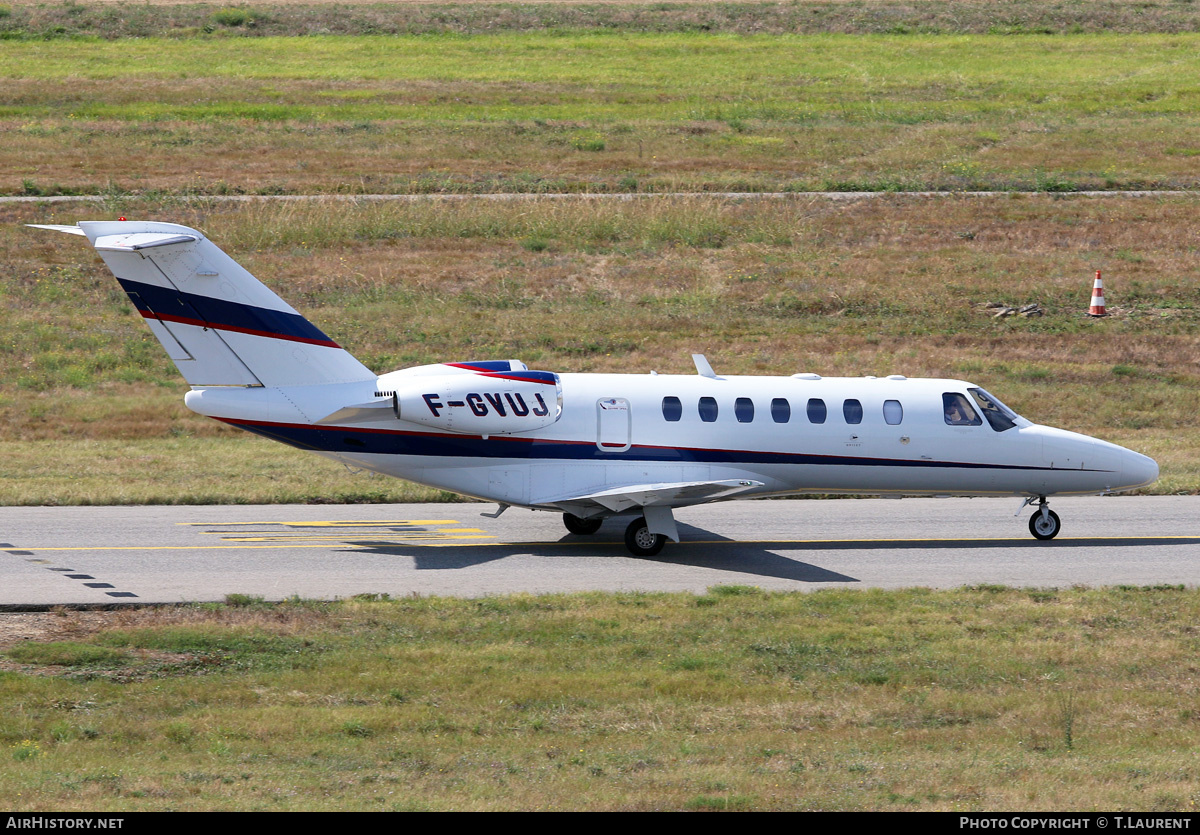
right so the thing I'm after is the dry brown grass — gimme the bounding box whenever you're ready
[5,191,1198,500]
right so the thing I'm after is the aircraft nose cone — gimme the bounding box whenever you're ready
[1122,448,1159,489]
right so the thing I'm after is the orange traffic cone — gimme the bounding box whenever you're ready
[1088,270,1107,317]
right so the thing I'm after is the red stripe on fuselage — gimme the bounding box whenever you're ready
[139,309,342,348]
[476,371,558,385]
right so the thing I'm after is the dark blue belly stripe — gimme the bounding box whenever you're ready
[219,418,1093,473]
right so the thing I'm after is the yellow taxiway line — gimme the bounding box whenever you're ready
[10,535,1200,553]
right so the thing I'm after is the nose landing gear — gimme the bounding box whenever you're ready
[1021,496,1062,540]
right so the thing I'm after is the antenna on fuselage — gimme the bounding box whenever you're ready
[692,354,720,379]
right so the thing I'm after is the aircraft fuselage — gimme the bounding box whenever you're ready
[184,369,1158,512]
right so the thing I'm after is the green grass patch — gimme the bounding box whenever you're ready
[4,31,1200,194]
[5,641,129,668]
[2,587,1200,809]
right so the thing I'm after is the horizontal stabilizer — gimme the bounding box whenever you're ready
[30,224,197,251]
[27,224,87,237]
[94,232,198,252]
[549,478,764,514]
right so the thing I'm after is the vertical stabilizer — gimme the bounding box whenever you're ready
[32,221,375,388]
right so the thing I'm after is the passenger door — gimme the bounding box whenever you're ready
[596,397,632,452]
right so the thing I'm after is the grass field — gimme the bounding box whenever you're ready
[3,586,1200,811]
[6,29,1200,196]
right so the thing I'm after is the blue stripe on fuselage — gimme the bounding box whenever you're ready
[118,278,339,347]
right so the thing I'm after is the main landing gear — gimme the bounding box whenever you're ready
[1022,496,1062,540]
[562,513,603,536]
[561,513,668,557]
[623,517,667,557]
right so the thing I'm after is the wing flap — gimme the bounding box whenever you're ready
[547,478,764,514]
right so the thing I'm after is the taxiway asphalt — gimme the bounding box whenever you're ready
[1,496,1196,606]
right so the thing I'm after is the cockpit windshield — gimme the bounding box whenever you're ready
[968,388,1019,432]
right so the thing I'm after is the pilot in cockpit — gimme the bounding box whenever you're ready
[943,393,981,426]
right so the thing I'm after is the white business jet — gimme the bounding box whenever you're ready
[33,221,1159,556]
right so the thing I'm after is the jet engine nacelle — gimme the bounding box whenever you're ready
[392,370,563,436]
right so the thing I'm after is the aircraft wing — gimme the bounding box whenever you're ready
[546,478,764,515]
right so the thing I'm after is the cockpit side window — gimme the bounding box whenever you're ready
[942,392,982,426]
[968,387,1019,432]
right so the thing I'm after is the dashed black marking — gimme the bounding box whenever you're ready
[4,544,138,599]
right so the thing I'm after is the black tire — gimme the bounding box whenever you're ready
[624,517,667,557]
[563,513,603,536]
[1029,508,1062,540]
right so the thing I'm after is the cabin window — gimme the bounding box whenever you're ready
[771,398,791,423]
[968,387,1018,432]
[698,396,718,423]
[806,398,827,424]
[883,399,903,425]
[942,392,982,426]
[843,399,863,425]
[735,397,754,423]
[662,396,682,422]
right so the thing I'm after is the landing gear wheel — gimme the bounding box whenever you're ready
[624,517,667,557]
[1029,508,1062,540]
[563,513,603,536]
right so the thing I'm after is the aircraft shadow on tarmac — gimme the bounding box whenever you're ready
[339,522,851,583]
[338,521,1200,586]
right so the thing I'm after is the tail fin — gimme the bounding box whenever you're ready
[31,221,375,388]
